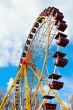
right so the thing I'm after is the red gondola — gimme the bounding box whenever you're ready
[53,51,66,58]
[57,37,69,47]
[28,33,33,39]
[34,22,39,28]
[26,39,31,45]
[57,21,67,32]
[46,7,52,15]
[31,28,36,33]
[42,9,48,16]
[54,12,64,21]
[24,46,28,51]
[43,95,55,99]
[55,32,67,39]
[55,57,68,67]
[49,80,64,90]
[22,52,26,57]
[37,18,44,23]
[42,103,56,110]
[48,74,62,80]
[50,7,59,16]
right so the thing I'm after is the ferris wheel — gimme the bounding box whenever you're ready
[0,7,69,110]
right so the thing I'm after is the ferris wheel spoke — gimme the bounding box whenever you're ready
[45,64,50,76]
[32,52,54,66]
[30,67,45,97]
[32,41,57,61]
[29,68,46,105]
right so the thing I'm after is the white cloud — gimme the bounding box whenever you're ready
[0,0,39,67]
[7,78,14,91]
[0,0,73,67]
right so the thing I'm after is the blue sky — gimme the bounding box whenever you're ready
[0,0,73,105]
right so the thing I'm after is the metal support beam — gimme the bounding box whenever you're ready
[0,66,24,110]
[24,64,31,110]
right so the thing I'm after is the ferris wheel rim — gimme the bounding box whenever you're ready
[17,7,69,110]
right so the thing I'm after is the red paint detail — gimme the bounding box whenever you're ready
[22,51,31,64]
